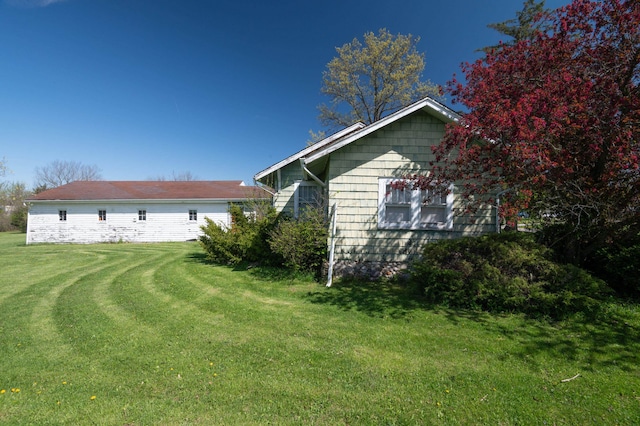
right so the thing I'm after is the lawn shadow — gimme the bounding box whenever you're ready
[184,250,314,283]
[186,251,211,265]
[458,303,640,373]
[304,278,425,319]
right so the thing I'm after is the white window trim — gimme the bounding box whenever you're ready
[378,178,453,231]
[293,180,322,218]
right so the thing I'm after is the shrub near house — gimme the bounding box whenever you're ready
[409,232,611,319]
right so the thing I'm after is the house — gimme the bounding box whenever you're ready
[254,96,496,275]
[25,180,269,244]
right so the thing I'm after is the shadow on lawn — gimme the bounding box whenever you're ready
[306,279,640,371]
[492,307,640,372]
[438,302,640,372]
[305,279,425,319]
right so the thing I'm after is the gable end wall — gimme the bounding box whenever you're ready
[327,111,495,263]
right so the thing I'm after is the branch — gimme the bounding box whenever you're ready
[560,373,580,383]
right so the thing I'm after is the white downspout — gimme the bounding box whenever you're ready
[299,158,326,188]
[326,203,337,287]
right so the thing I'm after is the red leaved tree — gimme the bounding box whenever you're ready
[412,0,639,263]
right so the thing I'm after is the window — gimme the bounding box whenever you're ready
[138,210,147,221]
[378,178,453,230]
[189,210,197,221]
[294,181,322,217]
[59,210,67,221]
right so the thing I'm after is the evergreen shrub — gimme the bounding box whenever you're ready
[409,232,611,319]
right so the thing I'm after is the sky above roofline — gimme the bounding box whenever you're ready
[1,0,570,189]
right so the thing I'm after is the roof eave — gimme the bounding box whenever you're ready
[253,122,366,182]
[26,197,265,204]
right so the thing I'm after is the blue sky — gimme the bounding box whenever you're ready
[1,0,569,188]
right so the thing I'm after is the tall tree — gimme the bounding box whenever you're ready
[318,28,441,130]
[409,0,639,263]
[481,0,552,53]
[34,160,102,189]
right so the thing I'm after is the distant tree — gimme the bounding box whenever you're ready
[481,0,552,53]
[148,171,199,181]
[0,181,30,232]
[34,160,102,188]
[0,157,6,177]
[318,28,441,130]
[405,0,639,265]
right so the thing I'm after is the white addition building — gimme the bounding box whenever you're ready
[25,180,269,244]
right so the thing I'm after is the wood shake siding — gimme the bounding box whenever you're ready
[271,162,301,213]
[254,98,496,264]
[326,111,494,262]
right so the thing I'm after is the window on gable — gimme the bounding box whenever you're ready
[294,182,322,218]
[189,209,198,221]
[59,210,67,221]
[98,210,107,221]
[138,210,147,221]
[378,178,453,230]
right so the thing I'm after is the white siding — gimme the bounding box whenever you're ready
[26,201,230,244]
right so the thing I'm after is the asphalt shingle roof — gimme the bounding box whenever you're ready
[26,181,269,201]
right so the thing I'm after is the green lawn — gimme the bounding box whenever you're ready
[1,232,639,425]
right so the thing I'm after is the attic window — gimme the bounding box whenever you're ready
[189,210,198,221]
[98,210,107,221]
[378,178,453,230]
[59,210,67,221]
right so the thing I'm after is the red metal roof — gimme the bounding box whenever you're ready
[26,181,270,201]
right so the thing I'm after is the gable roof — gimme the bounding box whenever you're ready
[254,96,460,182]
[26,181,269,202]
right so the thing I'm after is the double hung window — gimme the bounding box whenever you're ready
[59,210,67,221]
[378,178,453,230]
[189,210,198,221]
[98,210,107,221]
[294,181,322,218]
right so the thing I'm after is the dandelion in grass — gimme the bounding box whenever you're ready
[445,389,450,393]
[1,389,5,394]
[90,395,96,401]
[62,381,67,385]
[11,388,20,393]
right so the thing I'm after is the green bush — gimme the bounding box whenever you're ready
[409,232,611,319]
[198,204,280,266]
[268,206,328,277]
[591,237,640,298]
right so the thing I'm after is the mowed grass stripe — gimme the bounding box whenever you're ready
[52,245,179,356]
[0,246,112,305]
[0,248,130,354]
